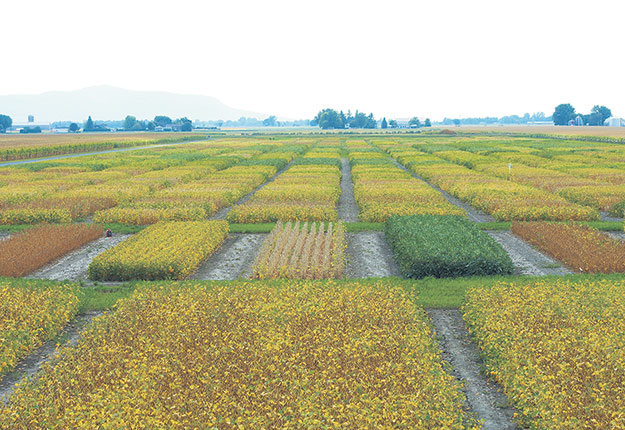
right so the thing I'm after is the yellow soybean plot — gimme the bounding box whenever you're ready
[0,280,80,376]
[463,280,625,429]
[0,281,477,429]
[251,221,345,279]
[87,220,228,281]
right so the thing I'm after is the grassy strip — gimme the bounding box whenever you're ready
[79,283,136,312]
[477,220,623,231]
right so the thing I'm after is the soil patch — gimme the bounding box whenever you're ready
[190,233,266,280]
[608,231,625,241]
[486,231,571,276]
[601,211,623,222]
[28,234,132,281]
[427,309,517,430]
[211,160,295,220]
[338,157,359,222]
[391,159,494,223]
[0,311,103,403]
[345,231,401,278]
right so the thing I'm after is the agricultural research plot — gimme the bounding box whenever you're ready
[227,163,341,223]
[463,279,625,428]
[251,221,345,279]
[0,281,477,428]
[87,221,228,281]
[0,279,81,377]
[0,224,103,277]
[28,234,132,281]
[511,221,625,273]
[347,144,465,222]
[385,215,514,278]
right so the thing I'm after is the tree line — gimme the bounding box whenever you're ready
[552,104,612,126]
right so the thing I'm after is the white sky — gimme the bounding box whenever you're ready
[1,0,624,120]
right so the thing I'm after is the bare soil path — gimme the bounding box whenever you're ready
[338,157,359,222]
[190,233,266,280]
[486,231,571,276]
[345,232,401,278]
[390,159,494,223]
[601,211,623,222]
[0,311,103,403]
[427,309,517,430]
[27,234,132,281]
[211,160,295,220]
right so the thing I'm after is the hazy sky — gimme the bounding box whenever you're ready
[2,0,624,120]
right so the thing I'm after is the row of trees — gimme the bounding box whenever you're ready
[311,109,378,129]
[553,104,612,126]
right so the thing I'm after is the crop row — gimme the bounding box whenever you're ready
[0,280,475,428]
[227,160,341,223]
[0,279,81,376]
[87,220,229,281]
[0,224,104,277]
[385,215,514,278]
[386,148,599,221]
[464,279,625,428]
[251,221,345,279]
[511,221,625,273]
[348,147,465,222]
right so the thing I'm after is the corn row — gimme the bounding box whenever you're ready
[252,221,345,279]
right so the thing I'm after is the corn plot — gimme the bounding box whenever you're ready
[251,221,345,279]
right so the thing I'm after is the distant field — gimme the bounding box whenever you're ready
[0,132,201,161]
[454,125,625,138]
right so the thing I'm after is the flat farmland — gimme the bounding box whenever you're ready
[1,131,625,428]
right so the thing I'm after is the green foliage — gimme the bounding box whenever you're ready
[385,215,514,278]
[553,103,575,125]
[0,114,12,131]
[293,157,341,168]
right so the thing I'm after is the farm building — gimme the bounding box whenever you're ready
[604,117,625,127]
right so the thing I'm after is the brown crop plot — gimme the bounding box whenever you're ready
[0,224,103,277]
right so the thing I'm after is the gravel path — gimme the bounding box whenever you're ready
[28,234,132,281]
[427,309,517,430]
[211,160,295,220]
[608,231,625,241]
[601,211,623,222]
[345,232,401,278]
[391,159,494,223]
[338,157,359,222]
[487,231,571,276]
[190,233,266,280]
[0,311,103,404]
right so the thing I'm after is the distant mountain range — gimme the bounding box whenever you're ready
[0,86,268,123]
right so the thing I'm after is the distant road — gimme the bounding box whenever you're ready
[0,140,204,167]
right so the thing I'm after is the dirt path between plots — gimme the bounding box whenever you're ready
[28,234,132,281]
[338,157,359,222]
[609,231,625,241]
[487,231,571,276]
[390,159,494,223]
[0,311,102,404]
[211,160,295,220]
[190,233,266,280]
[427,309,517,430]
[601,211,623,222]
[345,232,401,278]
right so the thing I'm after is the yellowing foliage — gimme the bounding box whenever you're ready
[87,221,228,281]
[0,280,80,376]
[252,221,345,279]
[464,280,625,429]
[0,281,476,428]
